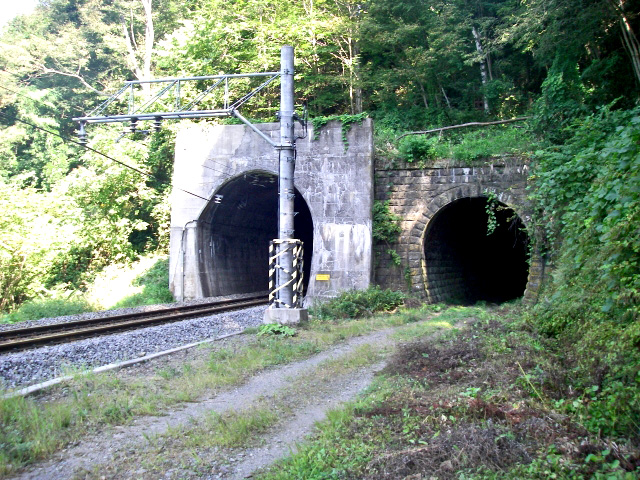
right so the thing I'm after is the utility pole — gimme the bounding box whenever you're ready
[264,46,309,325]
[278,46,295,309]
[73,46,308,324]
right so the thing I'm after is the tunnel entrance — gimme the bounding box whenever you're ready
[423,197,529,304]
[196,171,313,298]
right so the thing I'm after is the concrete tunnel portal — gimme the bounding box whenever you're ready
[423,197,530,304]
[195,171,313,298]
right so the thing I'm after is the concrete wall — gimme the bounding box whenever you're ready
[169,119,375,303]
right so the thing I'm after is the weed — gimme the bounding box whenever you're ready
[394,126,534,166]
[310,286,405,320]
[0,305,471,475]
[1,297,94,324]
[372,200,402,245]
[201,407,280,448]
[311,112,368,150]
[257,324,297,337]
[157,366,181,380]
[258,304,640,479]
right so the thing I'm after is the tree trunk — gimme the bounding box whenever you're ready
[142,0,154,87]
[608,0,640,86]
[352,38,363,114]
[472,26,489,114]
[419,82,429,109]
[122,0,154,98]
[440,83,452,110]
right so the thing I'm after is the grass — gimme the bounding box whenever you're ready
[0,304,448,477]
[174,405,283,449]
[58,311,455,479]
[257,303,640,479]
[1,255,173,324]
[379,125,535,168]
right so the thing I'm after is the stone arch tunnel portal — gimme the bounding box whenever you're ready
[423,197,530,304]
[195,171,313,298]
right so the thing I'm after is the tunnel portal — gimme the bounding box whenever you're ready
[423,197,530,304]
[195,171,313,298]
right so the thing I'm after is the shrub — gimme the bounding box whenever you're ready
[2,297,94,323]
[310,286,405,320]
[530,105,640,437]
[112,257,174,308]
[398,136,438,163]
[257,324,297,337]
[372,200,402,246]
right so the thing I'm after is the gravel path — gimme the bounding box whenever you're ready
[10,328,400,480]
[0,296,266,390]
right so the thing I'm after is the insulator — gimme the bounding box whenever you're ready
[77,122,88,145]
[153,117,162,132]
[129,118,138,134]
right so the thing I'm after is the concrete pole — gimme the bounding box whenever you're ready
[278,46,295,309]
[264,46,308,325]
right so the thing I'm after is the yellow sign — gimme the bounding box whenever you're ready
[315,274,331,281]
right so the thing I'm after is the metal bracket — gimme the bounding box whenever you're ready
[231,109,278,148]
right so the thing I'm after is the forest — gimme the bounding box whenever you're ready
[0,0,639,469]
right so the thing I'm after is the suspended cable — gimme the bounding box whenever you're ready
[0,83,244,196]
[0,112,210,202]
[0,77,86,114]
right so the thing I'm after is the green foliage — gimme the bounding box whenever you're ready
[394,126,535,166]
[0,181,81,312]
[2,297,94,324]
[398,136,438,163]
[309,286,405,320]
[373,200,403,267]
[0,255,173,322]
[257,323,297,337]
[258,406,375,479]
[532,106,640,320]
[372,200,402,245]
[484,191,498,236]
[386,248,402,267]
[530,56,588,142]
[446,127,534,163]
[204,408,279,447]
[311,113,368,150]
[530,106,640,438]
[112,257,174,308]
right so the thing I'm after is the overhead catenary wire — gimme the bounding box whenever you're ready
[0,83,245,196]
[0,112,210,202]
[0,80,277,179]
[0,77,279,200]
[0,76,87,114]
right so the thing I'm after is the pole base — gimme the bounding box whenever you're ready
[263,308,309,326]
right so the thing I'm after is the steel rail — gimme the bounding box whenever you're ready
[0,295,267,353]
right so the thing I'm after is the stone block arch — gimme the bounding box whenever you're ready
[374,160,544,303]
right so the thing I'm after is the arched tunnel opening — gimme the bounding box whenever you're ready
[196,171,313,297]
[423,197,530,304]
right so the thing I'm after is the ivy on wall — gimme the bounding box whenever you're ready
[373,200,403,267]
[311,113,368,150]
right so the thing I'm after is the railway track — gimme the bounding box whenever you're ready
[0,295,268,353]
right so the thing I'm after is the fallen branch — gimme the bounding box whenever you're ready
[397,117,531,140]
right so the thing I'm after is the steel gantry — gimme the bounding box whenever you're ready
[74,46,308,325]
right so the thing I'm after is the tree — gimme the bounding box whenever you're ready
[499,0,639,103]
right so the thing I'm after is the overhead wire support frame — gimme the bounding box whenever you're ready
[74,47,306,323]
[73,71,280,129]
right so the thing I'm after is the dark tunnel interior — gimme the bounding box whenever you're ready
[196,171,313,297]
[423,197,530,304]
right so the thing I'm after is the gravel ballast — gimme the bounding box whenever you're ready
[0,299,267,390]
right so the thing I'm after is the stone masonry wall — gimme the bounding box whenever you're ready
[373,157,544,302]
